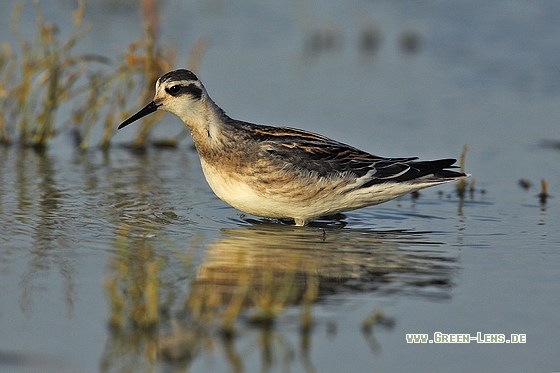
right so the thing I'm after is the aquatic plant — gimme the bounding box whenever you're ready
[0,0,183,150]
[455,144,470,198]
[538,179,549,205]
[0,0,96,149]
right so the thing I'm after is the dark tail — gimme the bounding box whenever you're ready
[406,158,467,182]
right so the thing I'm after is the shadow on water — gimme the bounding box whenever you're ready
[101,220,458,372]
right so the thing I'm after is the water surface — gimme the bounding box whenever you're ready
[1,0,560,372]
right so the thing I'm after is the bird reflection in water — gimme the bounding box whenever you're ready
[102,223,458,372]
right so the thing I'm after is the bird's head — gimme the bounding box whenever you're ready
[118,69,207,130]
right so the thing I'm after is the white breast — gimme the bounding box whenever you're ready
[200,160,293,219]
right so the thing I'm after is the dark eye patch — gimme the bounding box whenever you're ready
[165,83,203,100]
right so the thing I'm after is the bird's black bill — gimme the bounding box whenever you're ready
[118,101,161,130]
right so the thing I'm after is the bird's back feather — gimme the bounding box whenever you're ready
[235,121,465,185]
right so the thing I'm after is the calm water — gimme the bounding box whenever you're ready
[1,0,560,372]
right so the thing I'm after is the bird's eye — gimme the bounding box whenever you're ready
[166,85,182,96]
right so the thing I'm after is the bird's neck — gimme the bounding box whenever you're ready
[182,98,234,159]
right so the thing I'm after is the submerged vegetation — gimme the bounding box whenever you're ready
[0,0,180,150]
